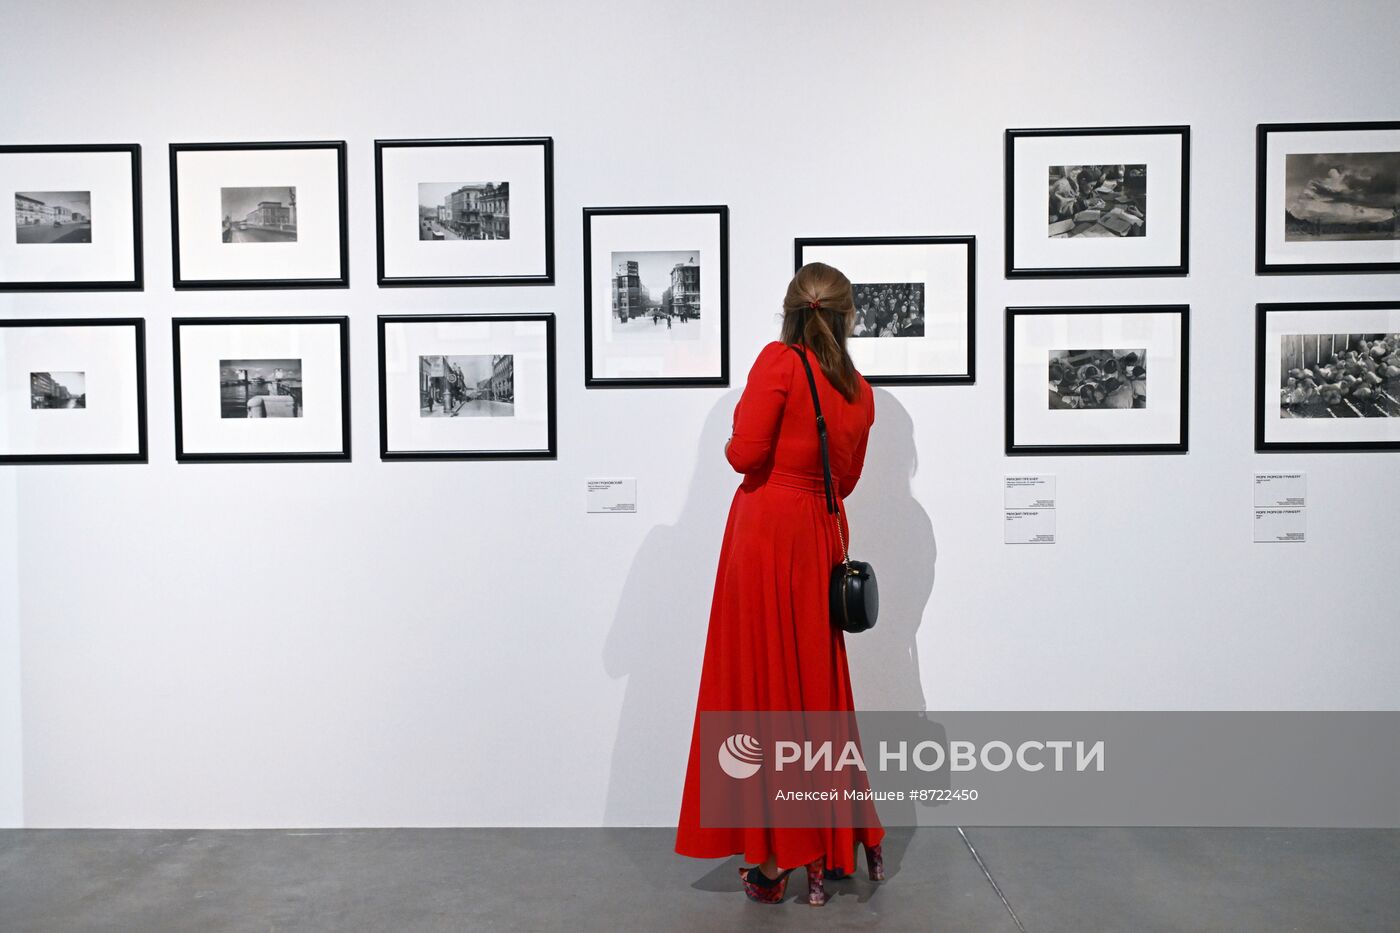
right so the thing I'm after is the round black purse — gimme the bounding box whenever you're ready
[791,345,879,634]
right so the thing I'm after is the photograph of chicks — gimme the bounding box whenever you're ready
[1279,333,1400,418]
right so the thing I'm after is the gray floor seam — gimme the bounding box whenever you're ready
[957,826,1028,933]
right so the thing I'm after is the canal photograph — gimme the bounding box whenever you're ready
[29,371,86,409]
[221,186,297,243]
[219,359,303,418]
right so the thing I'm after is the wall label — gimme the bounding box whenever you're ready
[1006,508,1056,544]
[1254,508,1306,543]
[587,478,637,513]
[1254,472,1306,508]
[1005,474,1056,509]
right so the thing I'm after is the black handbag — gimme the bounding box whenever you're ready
[791,345,879,634]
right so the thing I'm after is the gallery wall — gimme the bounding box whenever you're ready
[2,0,1398,828]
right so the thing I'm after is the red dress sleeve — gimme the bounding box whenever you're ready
[838,380,875,499]
[726,341,794,474]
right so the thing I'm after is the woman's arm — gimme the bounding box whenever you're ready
[725,342,792,474]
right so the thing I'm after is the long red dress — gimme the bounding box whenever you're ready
[675,339,884,874]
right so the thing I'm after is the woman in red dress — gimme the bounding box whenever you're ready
[675,262,885,906]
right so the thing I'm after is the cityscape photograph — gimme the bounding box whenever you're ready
[418,182,509,241]
[609,250,701,338]
[219,359,303,418]
[14,191,92,244]
[221,186,297,243]
[419,354,514,417]
[29,371,86,409]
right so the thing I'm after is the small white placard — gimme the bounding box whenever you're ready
[1005,508,1056,544]
[1254,508,1306,543]
[1005,474,1057,509]
[1254,472,1306,508]
[587,478,637,513]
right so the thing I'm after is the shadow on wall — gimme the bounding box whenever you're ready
[844,388,937,714]
[602,386,938,838]
[602,390,739,828]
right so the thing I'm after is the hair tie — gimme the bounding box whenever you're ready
[807,299,821,311]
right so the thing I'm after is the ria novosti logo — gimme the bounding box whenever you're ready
[717,733,763,779]
[717,734,1106,780]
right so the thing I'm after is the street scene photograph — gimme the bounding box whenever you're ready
[1048,164,1147,237]
[29,371,86,409]
[219,359,303,418]
[609,250,701,339]
[418,182,509,241]
[14,191,92,244]
[221,186,297,243]
[851,282,925,337]
[1285,151,1400,241]
[1279,332,1400,417]
[419,354,514,417]
[1049,348,1147,409]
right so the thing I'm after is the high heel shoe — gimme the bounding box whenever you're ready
[821,842,884,882]
[739,865,794,904]
[865,842,885,882]
[805,858,830,907]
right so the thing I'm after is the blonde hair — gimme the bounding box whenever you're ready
[779,262,859,402]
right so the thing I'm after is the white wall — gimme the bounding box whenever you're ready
[2,0,1398,828]
[0,470,19,825]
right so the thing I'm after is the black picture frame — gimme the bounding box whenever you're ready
[0,317,148,464]
[1255,121,1400,275]
[1004,126,1191,278]
[0,144,144,292]
[582,205,730,388]
[1004,304,1190,456]
[373,137,555,287]
[168,141,349,290]
[793,234,976,385]
[1255,301,1400,452]
[376,312,557,461]
[171,315,351,463]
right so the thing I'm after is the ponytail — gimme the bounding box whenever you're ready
[780,263,859,401]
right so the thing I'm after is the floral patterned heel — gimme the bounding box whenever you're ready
[739,865,793,904]
[865,842,885,882]
[805,858,830,906]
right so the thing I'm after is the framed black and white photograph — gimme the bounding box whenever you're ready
[172,316,349,462]
[793,235,975,384]
[375,137,553,287]
[1256,302,1400,452]
[0,318,147,463]
[1,145,142,291]
[1005,305,1189,455]
[1256,122,1400,275]
[1005,126,1189,278]
[583,206,728,387]
[378,313,556,460]
[169,141,348,289]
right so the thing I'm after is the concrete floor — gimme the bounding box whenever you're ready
[1,827,1396,932]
